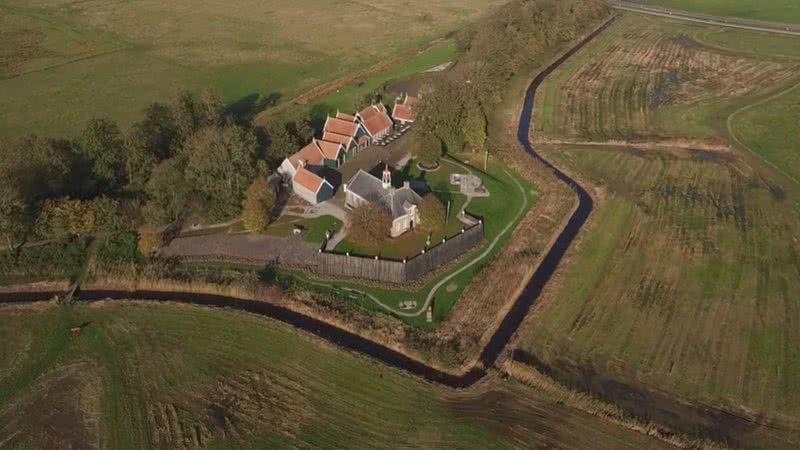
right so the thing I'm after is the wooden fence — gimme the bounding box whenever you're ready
[315,222,484,283]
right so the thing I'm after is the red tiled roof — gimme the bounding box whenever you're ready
[288,142,324,168]
[392,103,415,122]
[293,167,324,193]
[358,105,393,136]
[325,117,360,138]
[336,112,356,122]
[323,131,354,147]
[315,139,342,160]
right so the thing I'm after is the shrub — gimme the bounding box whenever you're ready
[95,232,143,265]
[418,195,447,234]
[242,176,276,233]
[412,132,443,167]
[0,239,88,279]
[137,224,163,256]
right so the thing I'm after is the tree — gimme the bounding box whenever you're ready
[418,194,447,234]
[241,176,275,233]
[463,106,487,153]
[349,204,391,247]
[126,103,177,189]
[36,198,97,239]
[137,224,163,256]
[416,79,467,153]
[80,118,126,191]
[184,125,258,221]
[144,158,191,225]
[289,117,315,144]
[92,196,128,234]
[0,185,27,250]
[265,121,296,166]
[413,132,443,167]
[3,136,92,202]
[172,90,227,146]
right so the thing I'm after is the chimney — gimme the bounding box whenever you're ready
[343,183,348,193]
[403,181,410,189]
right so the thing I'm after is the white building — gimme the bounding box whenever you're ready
[344,167,421,238]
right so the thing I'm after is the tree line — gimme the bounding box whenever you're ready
[412,0,608,164]
[0,90,312,253]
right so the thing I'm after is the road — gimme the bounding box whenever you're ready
[611,1,800,36]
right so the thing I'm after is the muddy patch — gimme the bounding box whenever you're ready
[147,369,313,448]
[689,148,734,163]
[511,351,772,446]
[0,364,101,449]
[671,34,701,48]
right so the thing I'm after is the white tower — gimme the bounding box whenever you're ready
[382,165,391,189]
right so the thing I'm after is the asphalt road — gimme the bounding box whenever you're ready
[610,1,800,36]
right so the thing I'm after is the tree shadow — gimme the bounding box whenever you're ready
[226,92,282,125]
[309,103,336,131]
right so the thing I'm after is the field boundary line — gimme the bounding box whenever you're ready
[0,47,132,81]
[726,80,800,187]
[611,2,800,36]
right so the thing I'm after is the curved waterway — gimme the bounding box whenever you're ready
[0,17,616,389]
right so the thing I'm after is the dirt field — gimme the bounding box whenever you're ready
[535,14,799,142]
[0,302,668,449]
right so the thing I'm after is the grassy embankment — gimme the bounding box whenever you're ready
[0,0,493,140]
[522,11,800,433]
[645,0,800,24]
[0,302,668,449]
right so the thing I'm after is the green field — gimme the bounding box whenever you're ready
[730,83,800,185]
[645,0,800,24]
[0,302,667,449]
[535,14,800,142]
[524,10,800,432]
[0,0,499,140]
[524,146,800,423]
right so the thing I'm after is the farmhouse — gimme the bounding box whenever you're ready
[344,167,421,238]
[392,93,418,125]
[356,104,394,144]
[323,115,368,153]
[277,140,337,205]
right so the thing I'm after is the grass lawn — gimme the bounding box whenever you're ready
[0,0,499,140]
[0,302,666,449]
[645,0,800,24]
[265,215,341,246]
[310,155,537,328]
